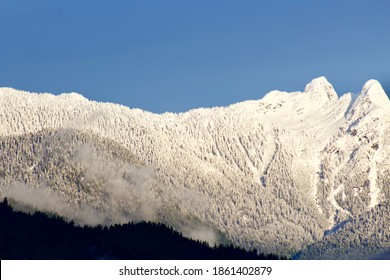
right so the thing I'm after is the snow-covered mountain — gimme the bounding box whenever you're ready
[0,77,389,258]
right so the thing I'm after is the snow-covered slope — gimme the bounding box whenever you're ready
[0,77,389,257]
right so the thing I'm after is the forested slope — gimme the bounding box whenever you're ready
[1,77,389,258]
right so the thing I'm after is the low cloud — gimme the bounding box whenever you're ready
[1,141,220,246]
[71,143,160,223]
[2,181,104,226]
[184,226,219,247]
[1,143,159,226]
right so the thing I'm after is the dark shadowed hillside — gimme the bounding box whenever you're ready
[0,199,284,260]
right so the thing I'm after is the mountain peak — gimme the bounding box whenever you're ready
[357,79,389,109]
[304,76,338,101]
[360,79,389,103]
[347,79,389,120]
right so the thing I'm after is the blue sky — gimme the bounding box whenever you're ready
[1,0,389,113]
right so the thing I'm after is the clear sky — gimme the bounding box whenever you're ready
[1,0,389,113]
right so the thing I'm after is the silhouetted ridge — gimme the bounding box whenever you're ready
[0,199,284,260]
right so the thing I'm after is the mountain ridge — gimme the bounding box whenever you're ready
[1,77,388,116]
[1,77,389,258]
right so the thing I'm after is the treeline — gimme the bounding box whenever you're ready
[0,199,285,260]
